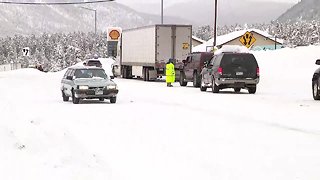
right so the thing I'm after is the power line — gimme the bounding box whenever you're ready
[0,0,115,5]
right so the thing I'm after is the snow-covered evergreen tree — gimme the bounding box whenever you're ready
[1,21,320,72]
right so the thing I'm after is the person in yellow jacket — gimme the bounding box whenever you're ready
[166,58,175,87]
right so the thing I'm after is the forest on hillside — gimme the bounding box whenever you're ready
[1,20,320,72]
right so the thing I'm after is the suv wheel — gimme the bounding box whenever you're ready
[234,88,241,93]
[179,72,187,86]
[72,90,80,104]
[200,76,207,92]
[62,90,69,102]
[193,72,201,87]
[248,86,257,94]
[312,79,320,100]
[110,97,117,104]
[212,78,219,93]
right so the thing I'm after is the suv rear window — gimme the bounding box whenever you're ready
[221,53,258,69]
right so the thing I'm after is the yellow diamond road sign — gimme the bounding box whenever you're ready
[239,31,256,48]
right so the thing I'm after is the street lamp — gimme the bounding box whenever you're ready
[80,6,97,34]
[213,0,218,47]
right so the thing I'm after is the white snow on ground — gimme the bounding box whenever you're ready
[1,46,320,180]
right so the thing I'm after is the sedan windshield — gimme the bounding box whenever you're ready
[74,69,107,79]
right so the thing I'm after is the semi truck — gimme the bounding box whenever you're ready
[120,24,192,81]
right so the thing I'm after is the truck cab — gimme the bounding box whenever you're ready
[179,52,214,87]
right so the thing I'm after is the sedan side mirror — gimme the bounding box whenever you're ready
[83,62,86,66]
[316,59,320,65]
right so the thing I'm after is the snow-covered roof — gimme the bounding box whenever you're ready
[192,36,206,43]
[193,29,284,52]
[214,45,250,55]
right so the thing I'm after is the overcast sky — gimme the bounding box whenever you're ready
[117,0,300,4]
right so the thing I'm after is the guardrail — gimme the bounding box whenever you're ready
[0,63,22,72]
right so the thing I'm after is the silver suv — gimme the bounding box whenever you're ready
[61,66,119,104]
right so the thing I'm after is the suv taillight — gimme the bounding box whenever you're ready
[218,67,223,75]
[257,67,260,76]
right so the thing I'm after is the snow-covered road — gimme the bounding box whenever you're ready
[1,46,320,180]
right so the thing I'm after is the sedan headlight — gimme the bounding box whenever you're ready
[79,85,89,90]
[107,84,117,90]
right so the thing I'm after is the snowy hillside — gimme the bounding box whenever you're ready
[1,46,320,179]
[0,2,154,37]
[278,0,320,22]
[164,0,294,26]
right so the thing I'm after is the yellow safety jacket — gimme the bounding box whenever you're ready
[166,62,175,83]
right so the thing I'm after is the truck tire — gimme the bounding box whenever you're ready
[143,67,147,81]
[193,71,201,87]
[145,68,150,81]
[179,71,187,86]
[313,79,320,100]
[122,66,132,79]
[127,66,132,79]
[122,66,127,79]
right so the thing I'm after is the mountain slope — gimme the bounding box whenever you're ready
[164,0,295,25]
[0,2,154,37]
[277,0,320,22]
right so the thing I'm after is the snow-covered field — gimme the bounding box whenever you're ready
[1,46,320,180]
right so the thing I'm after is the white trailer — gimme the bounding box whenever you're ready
[120,24,192,81]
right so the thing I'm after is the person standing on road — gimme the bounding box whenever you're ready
[166,58,175,87]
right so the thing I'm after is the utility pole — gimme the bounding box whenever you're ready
[213,0,218,47]
[80,6,97,34]
[161,0,164,24]
[94,9,97,34]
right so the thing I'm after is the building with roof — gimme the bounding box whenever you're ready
[192,36,206,47]
[193,29,283,52]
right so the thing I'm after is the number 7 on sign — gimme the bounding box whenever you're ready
[23,47,30,56]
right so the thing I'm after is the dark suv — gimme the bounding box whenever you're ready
[179,52,214,87]
[200,51,259,94]
[312,59,320,100]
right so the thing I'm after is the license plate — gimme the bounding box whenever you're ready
[234,82,245,87]
[95,89,103,95]
[236,72,243,75]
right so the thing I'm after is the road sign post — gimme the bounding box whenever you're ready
[107,27,122,57]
